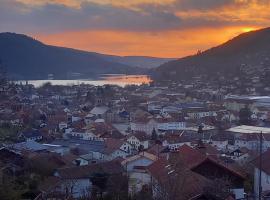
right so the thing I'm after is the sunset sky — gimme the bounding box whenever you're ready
[0,0,270,58]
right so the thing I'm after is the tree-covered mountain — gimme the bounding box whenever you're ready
[0,32,172,80]
[100,55,174,69]
[154,27,270,82]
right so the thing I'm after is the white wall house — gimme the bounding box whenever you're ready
[131,119,186,135]
[254,167,270,199]
[130,119,158,135]
[253,149,270,199]
[162,140,191,151]
[210,139,229,150]
[127,135,149,150]
[157,122,186,131]
[187,111,217,119]
[121,152,157,195]
[59,122,68,130]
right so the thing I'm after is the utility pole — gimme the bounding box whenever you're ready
[259,131,263,200]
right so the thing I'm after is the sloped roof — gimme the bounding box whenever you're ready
[227,125,270,134]
[121,151,157,165]
[56,160,124,179]
[8,141,47,152]
[90,106,109,115]
[104,138,126,154]
[147,158,212,200]
[172,144,246,179]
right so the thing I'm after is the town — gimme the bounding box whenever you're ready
[1,70,270,200]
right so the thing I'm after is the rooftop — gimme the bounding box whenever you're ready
[227,125,270,134]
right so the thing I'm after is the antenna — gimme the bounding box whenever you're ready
[259,131,263,200]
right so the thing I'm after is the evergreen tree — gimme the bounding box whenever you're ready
[198,124,203,134]
[151,128,157,140]
[239,106,252,125]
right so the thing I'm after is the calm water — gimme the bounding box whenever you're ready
[16,75,152,87]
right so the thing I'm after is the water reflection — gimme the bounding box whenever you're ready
[16,75,152,87]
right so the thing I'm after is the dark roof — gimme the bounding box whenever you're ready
[20,130,42,138]
[7,141,47,152]
[211,133,233,142]
[129,131,149,141]
[56,160,124,179]
[51,139,105,153]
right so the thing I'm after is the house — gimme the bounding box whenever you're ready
[126,132,150,150]
[84,113,94,125]
[224,95,270,113]
[53,160,124,199]
[162,134,192,151]
[90,106,109,119]
[147,158,213,200]
[6,141,48,153]
[102,138,134,160]
[228,148,255,165]
[58,122,68,131]
[209,133,230,150]
[51,139,105,158]
[74,153,96,166]
[18,130,43,142]
[82,131,103,141]
[148,145,246,200]
[227,126,270,152]
[121,151,157,195]
[186,108,217,119]
[253,149,270,199]
[130,118,158,135]
[157,121,186,131]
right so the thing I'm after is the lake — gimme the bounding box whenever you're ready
[16,75,152,87]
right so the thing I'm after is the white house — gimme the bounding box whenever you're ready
[59,122,68,130]
[90,106,109,119]
[209,134,229,151]
[75,153,95,166]
[121,152,157,195]
[187,110,217,119]
[130,118,158,135]
[227,126,270,152]
[101,138,134,161]
[162,135,191,151]
[157,122,186,131]
[127,133,149,150]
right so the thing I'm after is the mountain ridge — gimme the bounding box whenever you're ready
[154,27,270,82]
[0,32,173,79]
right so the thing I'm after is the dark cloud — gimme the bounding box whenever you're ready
[0,0,269,34]
[173,0,236,11]
[0,0,182,33]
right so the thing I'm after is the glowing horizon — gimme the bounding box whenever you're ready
[34,26,262,58]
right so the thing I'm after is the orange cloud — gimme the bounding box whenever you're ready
[34,26,260,58]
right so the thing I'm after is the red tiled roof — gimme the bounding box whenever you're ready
[146,144,166,157]
[173,144,246,179]
[176,144,206,168]
[147,158,213,200]
[191,156,246,179]
[104,138,126,154]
